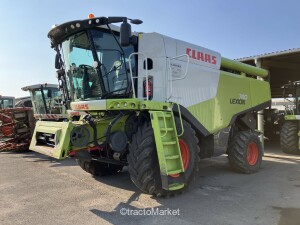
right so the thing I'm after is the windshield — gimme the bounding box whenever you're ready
[283,83,300,114]
[61,29,135,102]
[31,88,62,114]
[0,98,14,109]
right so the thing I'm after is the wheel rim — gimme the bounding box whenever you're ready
[170,139,190,178]
[247,142,259,165]
[179,139,190,170]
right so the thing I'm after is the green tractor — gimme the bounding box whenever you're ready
[29,15,271,196]
[280,81,300,154]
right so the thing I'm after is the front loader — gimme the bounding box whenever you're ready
[280,81,300,154]
[29,15,271,196]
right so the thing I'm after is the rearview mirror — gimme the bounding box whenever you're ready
[55,53,60,69]
[47,89,52,98]
[120,18,131,47]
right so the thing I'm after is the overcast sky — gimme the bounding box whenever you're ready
[1,0,299,97]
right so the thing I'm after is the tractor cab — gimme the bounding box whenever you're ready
[0,96,15,109]
[51,17,141,106]
[21,84,66,120]
[282,81,300,115]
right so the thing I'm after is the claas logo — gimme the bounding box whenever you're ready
[186,48,217,65]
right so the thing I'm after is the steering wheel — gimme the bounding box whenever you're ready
[79,64,94,69]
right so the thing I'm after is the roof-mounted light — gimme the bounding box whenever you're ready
[88,14,95,19]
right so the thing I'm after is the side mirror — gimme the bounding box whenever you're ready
[47,89,52,98]
[55,53,60,69]
[120,18,131,47]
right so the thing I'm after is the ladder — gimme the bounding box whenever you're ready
[149,110,185,191]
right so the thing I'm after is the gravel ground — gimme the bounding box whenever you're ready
[1,143,300,225]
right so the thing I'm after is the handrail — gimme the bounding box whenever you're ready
[172,103,184,137]
[128,52,149,100]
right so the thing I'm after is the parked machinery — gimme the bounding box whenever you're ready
[280,81,300,154]
[0,84,66,151]
[29,15,271,196]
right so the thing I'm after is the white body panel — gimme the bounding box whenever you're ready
[137,33,221,108]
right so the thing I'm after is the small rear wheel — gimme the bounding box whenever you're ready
[76,159,123,176]
[228,131,263,174]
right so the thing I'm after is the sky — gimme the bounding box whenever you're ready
[0,0,299,97]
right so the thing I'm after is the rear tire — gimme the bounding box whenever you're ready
[280,121,299,154]
[228,131,263,174]
[76,159,123,176]
[127,119,199,197]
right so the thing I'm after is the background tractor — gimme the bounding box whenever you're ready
[29,15,271,197]
[280,81,300,154]
[22,83,67,121]
[0,84,66,151]
[0,96,15,109]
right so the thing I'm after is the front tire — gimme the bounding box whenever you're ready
[280,121,299,154]
[127,119,199,197]
[228,131,263,174]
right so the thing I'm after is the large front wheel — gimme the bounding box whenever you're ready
[127,119,199,197]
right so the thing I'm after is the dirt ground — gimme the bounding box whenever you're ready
[1,142,300,225]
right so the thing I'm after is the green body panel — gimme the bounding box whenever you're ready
[284,115,299,120]
[106,99,172,111]
[188,71,271,134]
[30,116,128,159]
[29,121,74,159]
[149,111,184,190]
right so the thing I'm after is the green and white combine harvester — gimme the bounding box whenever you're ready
[30,15,271,197]
[0,84,67,151]
[280,81,300,154]
[22,83,67,121]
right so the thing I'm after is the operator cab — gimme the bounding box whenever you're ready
[282,81,300,115]
[0,96,15,109]
[50,16,141,103]
[22,84,64,118]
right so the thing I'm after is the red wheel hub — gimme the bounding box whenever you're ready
[247,142,258,166]
[170,139,190,178]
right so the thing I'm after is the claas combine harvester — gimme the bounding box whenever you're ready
[29,15,271,197]
[0,84,66,151]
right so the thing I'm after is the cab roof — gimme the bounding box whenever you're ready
[48,17,124,47]
[21,84,58,91]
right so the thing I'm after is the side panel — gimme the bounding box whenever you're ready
[188,72,270,134]
[137,33,168,102]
